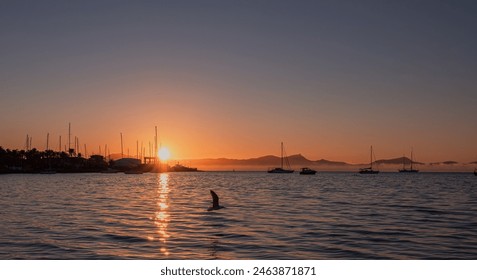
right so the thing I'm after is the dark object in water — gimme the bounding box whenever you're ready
[268,142,294,173]
[299,167,317,175]
[170,163,198,172]
[359,145,379,174]
[398,149,419,173]
[359,167,380,174]
[208,190,225,211]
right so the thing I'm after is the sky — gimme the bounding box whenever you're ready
[1,0,476,163]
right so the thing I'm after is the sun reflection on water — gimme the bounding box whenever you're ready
[154,173,170,256]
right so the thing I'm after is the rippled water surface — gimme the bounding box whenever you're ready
[1,172,476,259]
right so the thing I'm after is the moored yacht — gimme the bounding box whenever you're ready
[268,142,294,173]
[359,146,379,174]
[399,149,419,173]
[299,167,317,175]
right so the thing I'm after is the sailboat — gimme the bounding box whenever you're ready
[268,142,294,173]
[474,168,477,176]
[359,146,379,174]
[399,149,419,173]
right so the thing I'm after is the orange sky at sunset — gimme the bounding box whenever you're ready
[1,1,476,164]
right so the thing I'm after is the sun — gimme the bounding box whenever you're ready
[158,147,171,161]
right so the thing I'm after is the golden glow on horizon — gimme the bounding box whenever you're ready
[2,121,475,164]
[158,147,171,161]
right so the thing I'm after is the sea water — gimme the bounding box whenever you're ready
[0,172,476,259]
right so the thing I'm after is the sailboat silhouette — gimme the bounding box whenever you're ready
[359,146,379,174]
[268,142,294,173]
[399,149,419,173]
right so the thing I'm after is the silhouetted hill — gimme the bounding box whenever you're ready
[286,154,314,165]
[191,155,280,166]
[181,154,349,170]
[375,157,424,165]
[315,159,348,166]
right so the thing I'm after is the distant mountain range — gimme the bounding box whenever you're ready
[105,153,474,171]
[181,154,349,167]
[177,154,428,170]
[374,157,424,165]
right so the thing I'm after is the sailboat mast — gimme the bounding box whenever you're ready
[68,122,71,156]
[155,126,158,161]
[120,133,124,158]
[281,142,284,169]
[370,146,373,169]
[410,149,413,170]
[140,142,143,164]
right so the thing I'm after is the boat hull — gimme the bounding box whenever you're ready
[299,168,317,175]
[268,168,294,173]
